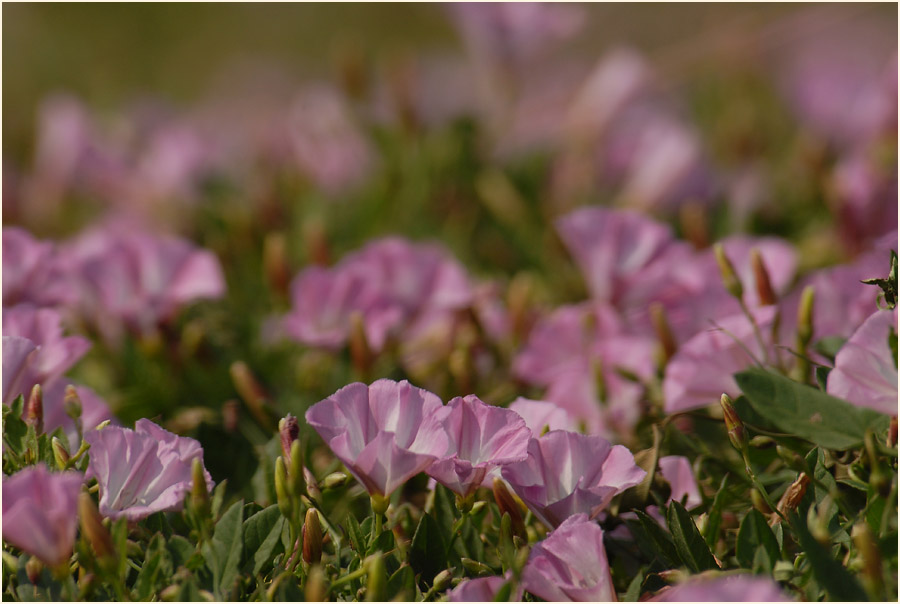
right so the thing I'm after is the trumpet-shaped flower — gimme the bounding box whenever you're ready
[827,308,898,415]
[651,574,788,601]
[425,395,531,497]
[84,419,213,520]
[2,464,83,566]
[2,227,74,307]
[449,574,520,602]
[508,397,577,435]
[2,336,37,405]
[521,514,614,602]
[501,430,645,528]
[305,379,448,497]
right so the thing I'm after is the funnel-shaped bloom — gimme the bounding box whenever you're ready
[501,430,645,528]
[306,379,448,496]
[2,336,37,405]
[828,308,898,415]
[652,574,788,601]
[449,574,519,602]
[425,395,531,497]
[521,514,614,602]
[508,397,577,435]
[2,464,83,566]
[84,419,213,521]
[2,227,74,307]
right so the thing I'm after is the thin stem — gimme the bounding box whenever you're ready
[739,299,771,366]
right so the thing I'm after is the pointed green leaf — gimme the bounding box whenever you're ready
[202,499,243,600]
[633,511,680,568]
[789,511,868,601]
[666,501,718,573]
[241,504,285,575]
[408,512,448,586]
[736,509,780,571]
[135,533,171,600]
[704,474,730,548]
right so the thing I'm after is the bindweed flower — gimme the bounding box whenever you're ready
[84,419,214,521]
[827,308,898,415]
[448,574,519,602]
[305,379,448,497]
[658,456,703,509]
[508,397,577,435]
[651,574,789,601]
[2,227,75,307]
[501,430,645,528]
[2,464,83,566]
[425,395,531,497]
[521,513,614,602]
[2,335,37,405]
[663,306,778,414]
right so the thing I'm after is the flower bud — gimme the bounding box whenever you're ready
[493,478,526,540]
[303,217,330,267]
[461,557,493,576]
[719,394,747,451]
[279,415,300,462]
[714,243,744,301]
[679,201,709,249]
[365,554,387,602]
[650,302,677,364]
[52,437,70,470]
[25,556,43,585]
[263,232,291,298]
[305,564,328,602]
[24,384,43,434]
[275,457,293,521]
[349,311,373,378]
[776,473,810,518]
[657,569,687,584]
[191,457,210,515]
[751,488,772,514]
[289,440,306,499]
[852,522,884,598]
[78,492,115,561]
[222,400,240,433]
[160,584,180,601]
[230,362,269,426]
[64,386,82,420]
[370,493,389,516]
[888,416,897,449]
[749,435,776,449]
[302,508,323,565]
[432,569,453,592]
[796,286,815,348]
[750,248,777,306]
[322,471,349,490]
[304,467,322,502]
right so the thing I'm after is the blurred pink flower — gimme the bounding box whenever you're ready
[508,397,577,435]
[2,227,74,307]
[43,382,117,450]
[663,306,778,414]
[827,308,898,415]
[62,222,225,342]
[84,419,213,521]
[2,336,38,405]
[658,455,702,509]
[2,464,83,566]
[830,148,898,255]
[425,395,531,497]
[501,430,645,528]
[652,574,788,601]
[305,379,448,497]
[521,513,614,602]
[448,574,518,602]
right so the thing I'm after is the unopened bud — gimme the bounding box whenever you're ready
[78,492,115,561]
[64,386,82,420]
[776,473,810,518]
[191,458,210,514]
[275,457,293,521]
[25,556,43,585]
[492,478,526,540]
[657,568,687,584]
[714,243,744,300]
[289,440,305,498]
[461,557,493,576]
[797,286,815,347]
[160,584,180,601]
[852,522,884,597]
[751,489,772,514]
[349,311,373,378]
[302,508,323,565]
[305,564,328,601]
[230,362,268,420]
[679,202,709,249]
[470,500,486,515]
[749,435,776,449]
[650,302,677,364]
[304,467,322,502]
[52,437,70,470]
[279,415,300,461]
[592,358,607,404]
[365,554,387,602]
[750,249,777,306]
[888,416,898,449]
[719,394,747,451]
[24,384,43,434]
[322,471,349,490]
[263,232,291,298]
[432,569,453,592]
[222,400,240,433]
[303,218,330,267]
[455,493,475,515]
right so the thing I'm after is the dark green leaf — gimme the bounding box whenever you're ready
[367,528,395,558]
[633,511,680,568]
[408,512,448,585]
[704,474,730,548]
[387,564,416,601]
[623,569,645,602]
[202,500,243,600]
[210,480,228,520]
[167,535,195,569]
[789,511,868,601]
[735,369,890,450]
[345,513,365,557]
[241,505,285,575]
[814,366,831,391]
[813,336,846,362]
[3,397,28,456]
[666,501,718,573]
[736,509,780,571]
[135,534,171,600]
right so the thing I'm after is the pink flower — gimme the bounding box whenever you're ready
[62,221,225,342]
[2,464,83,566]
[43,382,116,450]
[501,430,645,528]
[2,304,91,396]
[425,395,531,497]
[2,227,74,307]
[449,575,518,602]
[658,455,702,509]
[521,514,614,602]
[827,308,898,415]
[305,379,448,497]
[508,397,577,435]
[652,574,788,601]
[663,306,778,414]
[2,336,37,405]
[84,419,213,521]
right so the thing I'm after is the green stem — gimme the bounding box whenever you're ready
[328,565,369,592]
[742,448,789,526]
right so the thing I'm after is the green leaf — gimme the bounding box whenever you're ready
[2,397,28,456]
[202,500,244,600]
[345,513,365,557]
[813,336,846,362]
[789,511,868,601]
[167,535,195,569]
[736,509,780,571]
[241,505,285,575]
[408,512,448,586]
[624,570,645,602]
[704,474,730,548]
[633,511,680,568]
[735,369,890,450]
[210,480,228,520]
[387,564,416,601]
[135,534,171,600]
[666,501,718,573]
